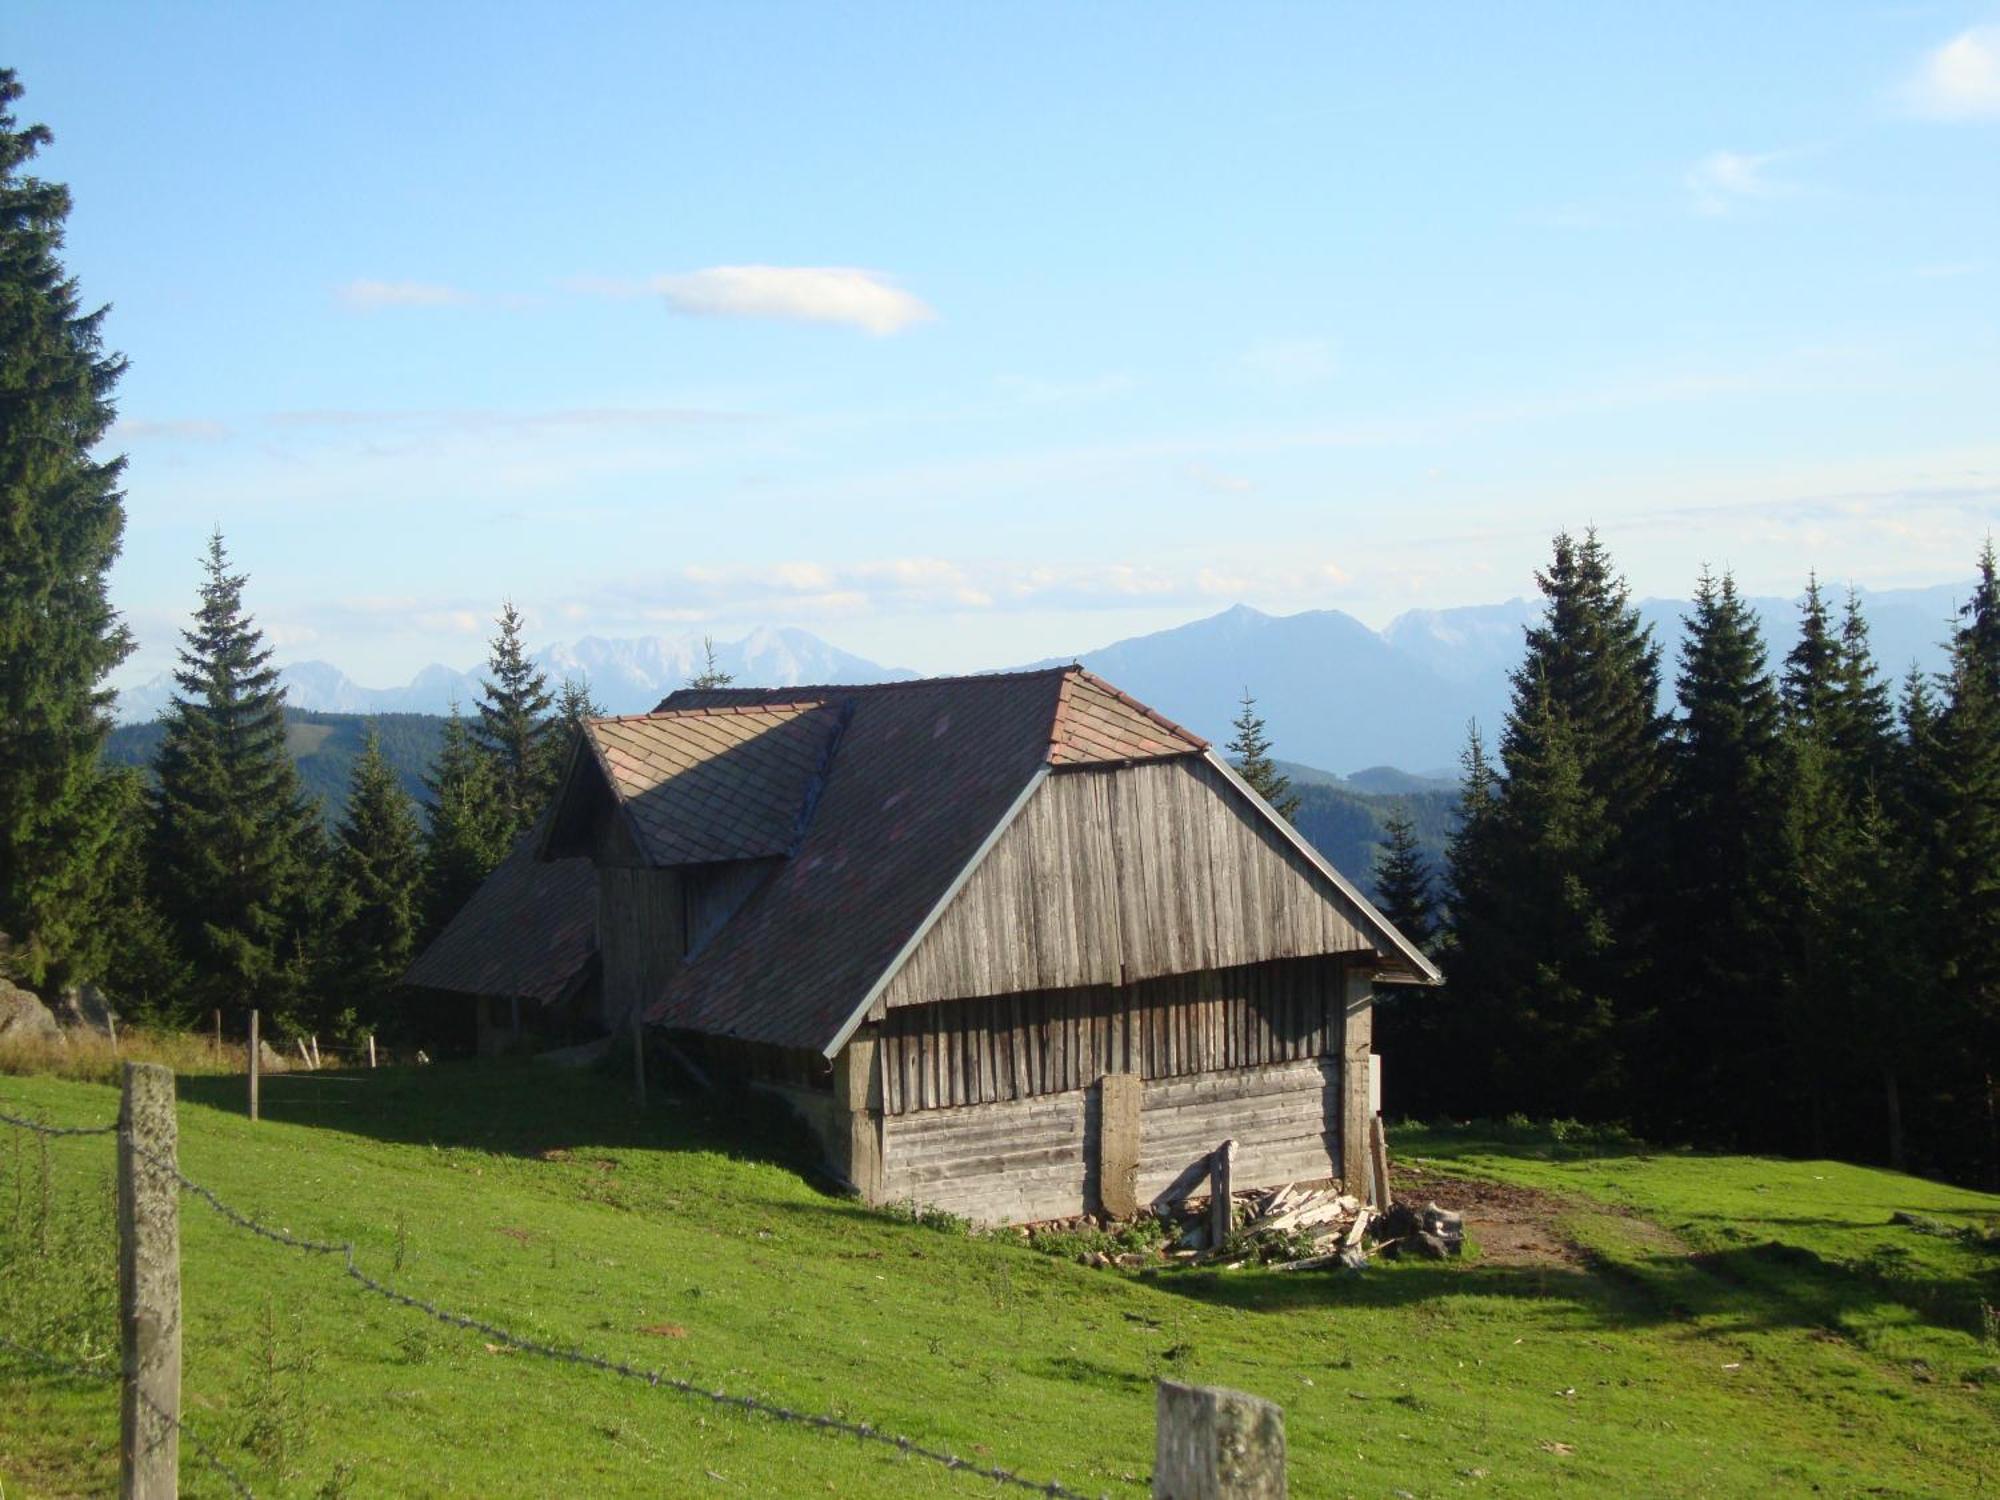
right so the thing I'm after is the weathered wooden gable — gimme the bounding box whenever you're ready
[877,754,1374,1010]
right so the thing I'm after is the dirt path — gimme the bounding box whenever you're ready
[1390,1163,1591,1268]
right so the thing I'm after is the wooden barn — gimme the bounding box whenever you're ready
[402,832,599,1055]
[423,666,1439,1223]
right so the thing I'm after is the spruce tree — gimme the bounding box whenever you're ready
[0,72,135,988]
[422,705,511,936]
[688,635,734,690]
[149,532,326,1027]
[1772,579,1901,1160]
[1226,689,1300,821]
[1372,808,1437,951]
[533,675,602,794]
[1664,569,1786,1143]
[1455,531,1669,1122]
[1932,560,2000,1184]
[328,729,424,1033]
[474,601,556,836]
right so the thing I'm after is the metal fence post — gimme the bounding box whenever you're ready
[1154,1380,1285,1499]
[118,1061,181,1499]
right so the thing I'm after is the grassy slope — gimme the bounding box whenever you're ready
[0,1067,1993,1499]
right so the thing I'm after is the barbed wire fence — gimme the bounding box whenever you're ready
[0,1070,1283,1498]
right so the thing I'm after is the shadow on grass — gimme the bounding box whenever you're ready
[176,1057,831,1185]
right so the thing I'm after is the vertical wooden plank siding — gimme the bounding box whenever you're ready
[878,955,1352,1114]
[878,757,1374,1011]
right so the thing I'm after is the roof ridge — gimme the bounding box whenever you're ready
[588,701,825,726]
[666,664,1078,703]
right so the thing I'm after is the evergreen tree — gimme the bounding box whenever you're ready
[1664,569,1786,1143]
[474,602,555,836]
[688,635,734,690]
[1932,559,2000,1184]
[1958,540,2000,690]
[148,532,326,1027]
[1781,575,1840,731]
[1372,808,1437,951]
[1226,689,1299,821]
[1452,532,1669,1122]
[1770,580,1909,1160]
[328,729,424,1034]
[422,705,510,937]
[539,675,603,791]
[0,72,134,988]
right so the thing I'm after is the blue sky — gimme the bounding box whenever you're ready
[12,2,2000,685]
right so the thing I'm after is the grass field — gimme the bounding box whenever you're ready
[1,1061,1995,1498]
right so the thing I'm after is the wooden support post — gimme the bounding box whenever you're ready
[1154,1380,1286,1498]
[1208,1139,1236,1251]
[1339,967,1374,1199]
[367,1034,377,1070]
[247,1010,260,1122]
[631,1007,646,1109]
[832,1033,883,1203]
[107,1013,119,1056]
[118,1062,180,1500]
[1098,1072,1141,1218]
[212,1010,221,1061]
[1369,1115,1393,1211]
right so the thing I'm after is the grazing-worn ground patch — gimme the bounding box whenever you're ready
[1,1066,1995,1498]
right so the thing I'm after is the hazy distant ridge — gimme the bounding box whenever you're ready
[113,580,1972,774]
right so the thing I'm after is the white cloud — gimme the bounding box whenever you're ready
[1685,150,1794,216]
[1903,26,2000,119]
[647,266,934,335]
[335,280,476,310]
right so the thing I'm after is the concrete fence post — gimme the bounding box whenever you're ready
[1154,1380,1285,1499]
[118,1061,180,1500]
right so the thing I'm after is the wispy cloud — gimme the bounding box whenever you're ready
[1684,149,1796,216]
[334,279,477,310]
[1902,25,2000,119]
[1915,261,1984,279]
[576,266,933,335]
[111,418,231,442]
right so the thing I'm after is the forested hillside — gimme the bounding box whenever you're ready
[106,710,446,818]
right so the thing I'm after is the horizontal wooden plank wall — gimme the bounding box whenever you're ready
[878,1058,1340,1225]
[879,955,1347,1115]
[878,757,1373,1011]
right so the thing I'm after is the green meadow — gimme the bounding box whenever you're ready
[2,1063,1994,1498]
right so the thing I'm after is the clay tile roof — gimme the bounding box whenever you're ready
[1050,669,1208,765]
[585,702,845,866]
[403,828,596,1004]
[643,669,1071,1050]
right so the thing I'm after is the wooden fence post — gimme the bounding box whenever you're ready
[367,1034,377,1070]
[118,1062,180,1500]
[211,1009,221,1061]
[247,1009,260,1122]
[1154,1380,1285,1499]
[1208,1139,1236,1251]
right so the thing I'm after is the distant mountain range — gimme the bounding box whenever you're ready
[111,581,1973,775]
[112,627,915,725]
[1036,581,1966,774]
